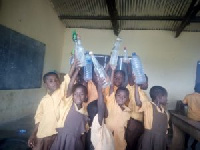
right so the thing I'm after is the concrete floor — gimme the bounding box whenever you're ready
[0,115,199,150]
[0,115,34,150]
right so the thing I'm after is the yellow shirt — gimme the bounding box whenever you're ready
[58,96,88,128]
[83,81,98,108]
[138,101,168,130]
[183,92,200,121]
[34,74,70,138]
[105,93,131,150]
[103,86,118,98]
[127,84,149,122]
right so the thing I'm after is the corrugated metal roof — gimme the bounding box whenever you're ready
[50,0,109,16]
[116,0,191,17]
[62,20,112,29]
[119,20,181,31]
[49,0,200,34]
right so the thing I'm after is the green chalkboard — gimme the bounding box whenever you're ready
[0,24,45,90]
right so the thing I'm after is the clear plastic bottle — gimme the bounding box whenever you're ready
[123,47,129,63]
[131,52,146,84]
[74,34,85,67]
[69,49,74,65]
[84,52,93,81]
[89,51,110,88]
[109,37,122,68]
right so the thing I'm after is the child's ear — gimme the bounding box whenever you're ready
[157,95,162,100]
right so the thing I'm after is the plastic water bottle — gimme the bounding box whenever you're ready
[89,51,110,88]
[131,52,146,84]
[84,52,93,81]
[109,37,122,68]
[69,49,74,65]
[123,47,129,63]
[73,34,85,67]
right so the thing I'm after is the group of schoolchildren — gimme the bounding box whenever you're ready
[28,57,170,150]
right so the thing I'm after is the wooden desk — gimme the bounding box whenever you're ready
[170,112,200,150]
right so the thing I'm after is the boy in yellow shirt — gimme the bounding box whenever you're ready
[28,60,77,150]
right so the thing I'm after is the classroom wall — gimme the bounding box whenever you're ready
[61,28,200,109]
[0,0,66,123]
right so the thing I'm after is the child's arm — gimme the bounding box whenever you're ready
[81,133,86,149]
[28,123,39,148]
[66,67,80,98]
[134,84,142,107]
[68,57,78,78]
[127,62,134,86]
[97,78,107,125]
[133,74,142,107]
[109,65,116,95]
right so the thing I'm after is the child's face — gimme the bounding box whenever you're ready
[45,75,60,93]
[115,90,128,105]
[114,72,124,87]
[159,95,168,106]
[73,87,87,105]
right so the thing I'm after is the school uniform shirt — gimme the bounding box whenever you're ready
[127,84,149,122]
[105,93,131,150]
[91,114,115,150]
[34,74,70,138]
[103,86,118,98]
[57,95,89,129]
[57,96,89,130]
[83,81,98,108]
[183,92,200,121]
[137,101,169,130]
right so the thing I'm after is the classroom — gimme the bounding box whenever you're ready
[0,0,200,149]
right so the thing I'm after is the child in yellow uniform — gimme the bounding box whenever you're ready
[124,62,149,150]
[90,77,114,150]
[105,66,131,150]
[28,60,77,150]
[105,62,149,150]
[182,83,200,149]
[183,83,200,121]
[51,67,89,150]
[135,85,169,150]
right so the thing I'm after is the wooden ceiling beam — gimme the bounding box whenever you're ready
[175,0,200,38]
[105,0,119,36]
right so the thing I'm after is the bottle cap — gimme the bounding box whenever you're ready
[116,37,122,41]
[72,30,77,42]
[89,51,93,55]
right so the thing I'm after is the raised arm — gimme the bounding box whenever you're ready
[109,66,116,95]
[127,62,134,86]
[66,66,80,98]
[97,78,107,125]
[133,74,142,107]
[68,57,79,78]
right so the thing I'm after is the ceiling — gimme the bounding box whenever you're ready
[49,0,200,37]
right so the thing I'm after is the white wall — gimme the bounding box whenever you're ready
[0,0,66,123]
[61,28,200,109]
